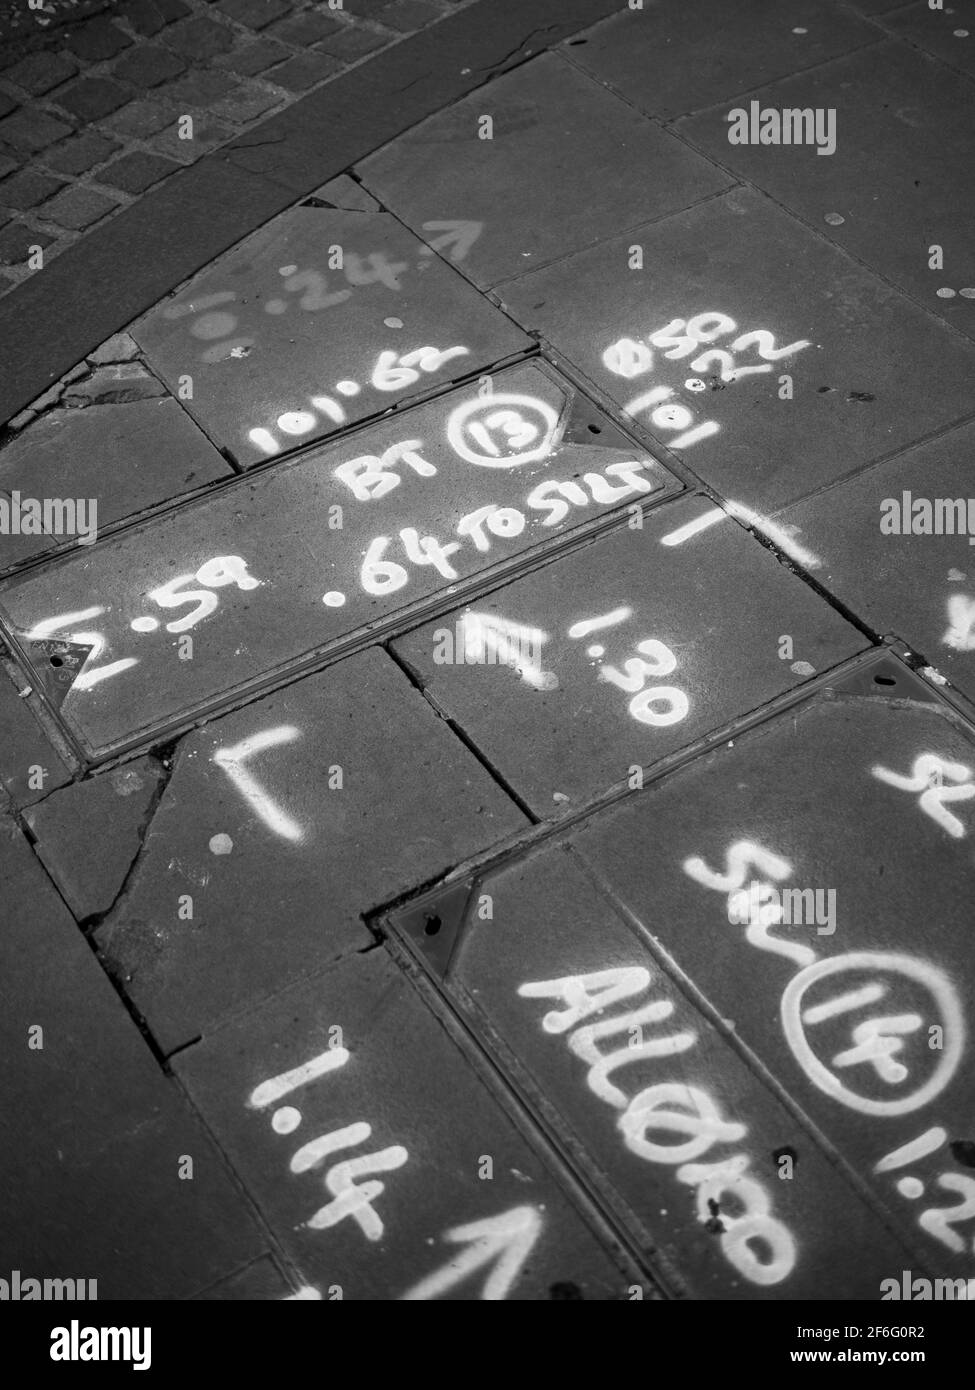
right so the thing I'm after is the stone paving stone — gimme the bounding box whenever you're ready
[3,51,79,96]
[43,130,120,176]
[43,185,123,231]
[268,10,345,43]
[164,14,238,58]
[566,0,880,121]
[887,0,975,78]
[678,43,975,339]
[315,22,388,57]
[158,68,239,107]
[358,53,731,290]
[0,397,231,569]
[209,87,284,122]
[499,187,975,513]
[392,848,921,1298]
[0,92,17,120]
[151,113,234,161]
[217,0,294,29]
[265,52,343,90]
[119,0,170,35]
[55,77,132,122]
[25,755,166,920]
[309,172,381,211]
[88,330,141,364]
[98,150,182,192]
[0,170,65,211]
[112,43,188,87]
[216,35,291,74]
[99,98,179,138]
[0,362,676,754]
[62,361,167,402]
[0,222,55,266]
[392,495,865,814]
[174,948,637,1300]
[94,649,527,1051]
[0,666,73,807]
[0,108,73,154]
[64,16,133,61]
[777,418,975,703]
[132,204,530,465]
[573,654,975,1277]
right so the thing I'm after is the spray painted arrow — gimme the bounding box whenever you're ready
[460,612,557,690]
[400,1205,543,1301]
[420,219,484,263]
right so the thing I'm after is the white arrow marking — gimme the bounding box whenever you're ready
[461,612,555,689]
[400,1205,543,1301]
[420,220,484,262]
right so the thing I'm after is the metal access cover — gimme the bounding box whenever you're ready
[132,206,531,465]
[572,652,975,1279]
[387,844,919,1300]
[0,362,678,759]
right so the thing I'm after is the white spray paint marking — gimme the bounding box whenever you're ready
[918,1174,975,1254]
[669,420,721,449]
[725,501,823,569]
[943,594,975,651]
[460,612,555,689]
[872,754,975,838]
[567,608,632,639]
[620,1083,748,1166]
[306,1146,409,1240]
[660,508,727,546]
[781,952,964,1117]
[309,396,347,424]
[447,394,560,468]
[213,726,305,843]
[684,841,792,894]
[569,1001,696,1109]
[290,1122,371,1174]
[518,967,652,1035]
[27,607,104,639]
[209,833,233,855]
[802,983,885,1025]
[624,386,673,417]
[248,428,280,455]
[831,1013,923,1085]
[400,1206,542,1302]
[248,1046,351,1109]
[875,1127,948,1174]
[284,1287,322,1300]
[419,219,483,262]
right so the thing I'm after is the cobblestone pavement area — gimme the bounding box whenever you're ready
[2,0,975,1305]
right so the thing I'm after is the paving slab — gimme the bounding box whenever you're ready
[0,398,232,573]
[0,660,74,807]
[391,848,920,1299]
[678,42,975,338]
[193,1255,295,1300]
[392,495,866,814]
[565,0,881,121]
[0,361,678,757]
[174,948,639,1300]
[132,206,531,465]
[95,648,526,1054]
[887,1,975,78]
[573,655,975,1275]
[778,419,975,707]
[0,818,267,1297]
[499,187,975,513]
[356,52,731,289]
[24,754,165,920]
